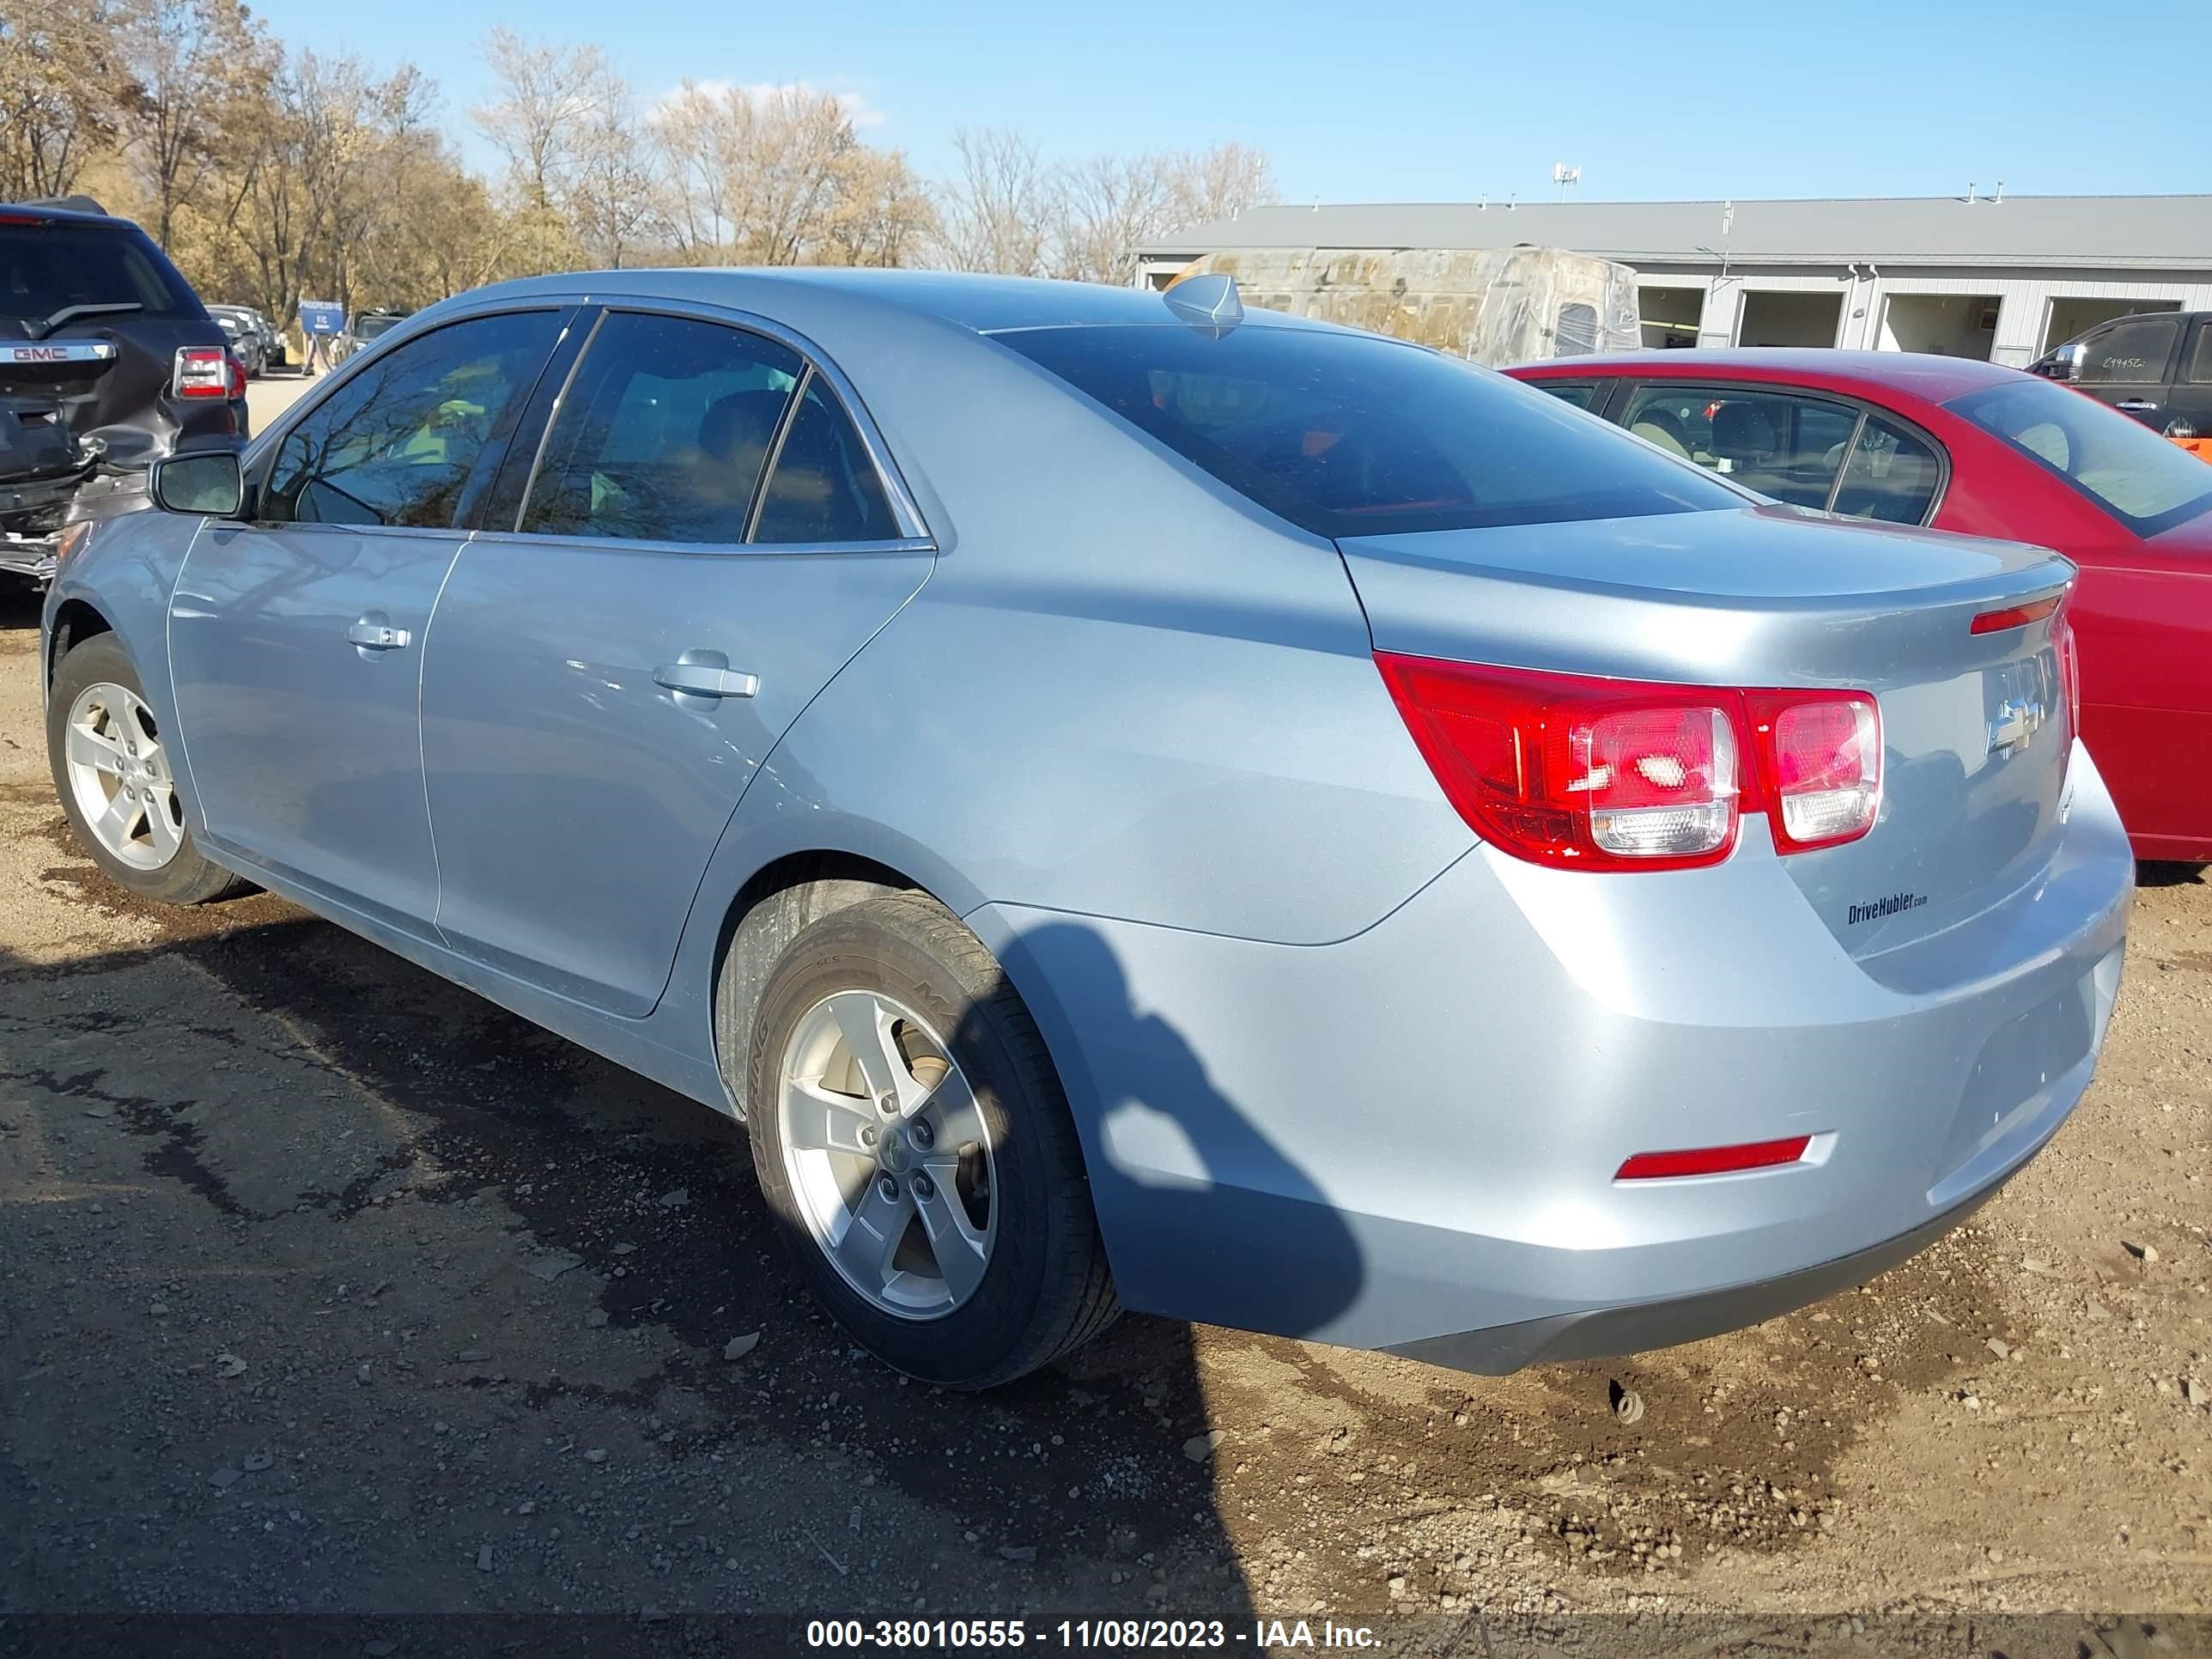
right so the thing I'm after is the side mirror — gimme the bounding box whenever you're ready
[149,450,245,518]
[2035,342,2084,382]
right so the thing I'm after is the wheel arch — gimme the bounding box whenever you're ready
[708,850,928,1118]
[46,597,114,686]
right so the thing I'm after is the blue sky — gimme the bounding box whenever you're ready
[249,0,2204,205]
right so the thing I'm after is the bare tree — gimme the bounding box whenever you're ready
[1166,139,1275,227]
[471,27,611,213]
[0,0,125,200]
[931,126,1057,276]
[1054,151,1177,286]
[112,0,271,248]
[564,58,658,268]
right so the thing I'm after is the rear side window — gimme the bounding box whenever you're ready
[2185,324,2212,386]
[998,325,1741,537]
[1832,416,1942,526]
[522,313,804,544]
[752,375,898,544]
[1951,377,2212,537]
[1530,381,1600,410]
[0,222,197,324]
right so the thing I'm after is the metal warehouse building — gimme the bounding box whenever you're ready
[1135,193,2212,368]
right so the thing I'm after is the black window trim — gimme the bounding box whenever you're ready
[1594,375,1952,526]
[240,301,579,538]
[485,297,933,556]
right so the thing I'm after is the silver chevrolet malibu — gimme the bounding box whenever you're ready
[40,270,2131,1388]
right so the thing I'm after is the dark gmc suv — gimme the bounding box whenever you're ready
[2,200,246,583]
[2031,309,2212,441]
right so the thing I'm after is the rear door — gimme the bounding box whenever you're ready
[2164,317,2212,441]
[419,306,933,1017]
[168,306,569,933]
[2069,313,2184,431]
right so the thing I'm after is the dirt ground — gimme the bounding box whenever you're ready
[2,565,2209,1656]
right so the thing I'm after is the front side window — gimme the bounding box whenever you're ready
[998,324,1742,538]
[2075,316,2179,386]
[1616,383,1858,509]
[520,313,804,544]
[1950,377,2212,537]
[259,309,562,529]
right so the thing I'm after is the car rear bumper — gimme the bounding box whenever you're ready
[1387,1164,2010,1374]
[971,742,2133,1370]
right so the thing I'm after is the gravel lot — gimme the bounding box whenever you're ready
[3,506,2209,1652]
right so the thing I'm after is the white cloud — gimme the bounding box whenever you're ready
[655,77,887,130]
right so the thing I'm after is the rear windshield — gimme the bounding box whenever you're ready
[1948,378,2212,538]
[0,222,198,325]
[995,323,1744,538]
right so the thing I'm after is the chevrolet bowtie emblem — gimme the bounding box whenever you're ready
[1987,694,2045,757]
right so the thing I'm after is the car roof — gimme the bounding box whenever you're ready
[448,266,1338,338]
[0,201,143,232]
[1508,348,2026,402]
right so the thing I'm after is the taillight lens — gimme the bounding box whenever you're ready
[1376,654,1884,871]
[2054,611,2081,745]
[226,350,246,400]
[1750,693,1881,851]
[173,346,230,398]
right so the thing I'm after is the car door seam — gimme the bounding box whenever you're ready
[418,531,473,951]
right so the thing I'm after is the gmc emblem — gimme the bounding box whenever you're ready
[9,346,70,362]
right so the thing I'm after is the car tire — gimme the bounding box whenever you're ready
[46,634,247,906]
[742,890,1119,1388]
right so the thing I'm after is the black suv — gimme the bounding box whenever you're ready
[2,199,246,583]
[2030,310,2212,441]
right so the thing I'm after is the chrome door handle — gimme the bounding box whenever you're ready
[347,613,410,651]
[2113,399,2160,412]
[653,656,759,699]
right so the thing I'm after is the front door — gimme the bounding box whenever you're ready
[167,307,568,933]
[2069,313,2184,432]
[420,307,933,1016]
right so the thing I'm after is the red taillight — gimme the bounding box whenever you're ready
[1748,692,1881,851]
[226,350,246,400]
[173,345,230,399]
[1616,1136,1812,1180]
[2054,611,2081,742]
[1969,595,2061,635]
[1375,656,1740,870]
[1376,654,1883,870]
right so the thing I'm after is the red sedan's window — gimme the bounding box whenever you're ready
[1616,383,1856,509]
[1832,417,1942,525]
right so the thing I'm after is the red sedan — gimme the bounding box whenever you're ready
[1508,350,2212,863]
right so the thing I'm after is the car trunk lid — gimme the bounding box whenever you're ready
[1338,504,2079,959]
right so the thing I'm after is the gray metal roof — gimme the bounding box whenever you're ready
[1138,195,2212,270]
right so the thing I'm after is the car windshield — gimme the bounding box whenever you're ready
[0,222,196,325]
[1948,378,2212,538]
[996,323,1745,538]
[356,314,403,341]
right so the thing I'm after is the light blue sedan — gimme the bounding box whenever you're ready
[41,270,2131,1387]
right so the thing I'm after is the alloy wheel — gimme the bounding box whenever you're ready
[62,682,184,871]
[776,989,997,1320]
